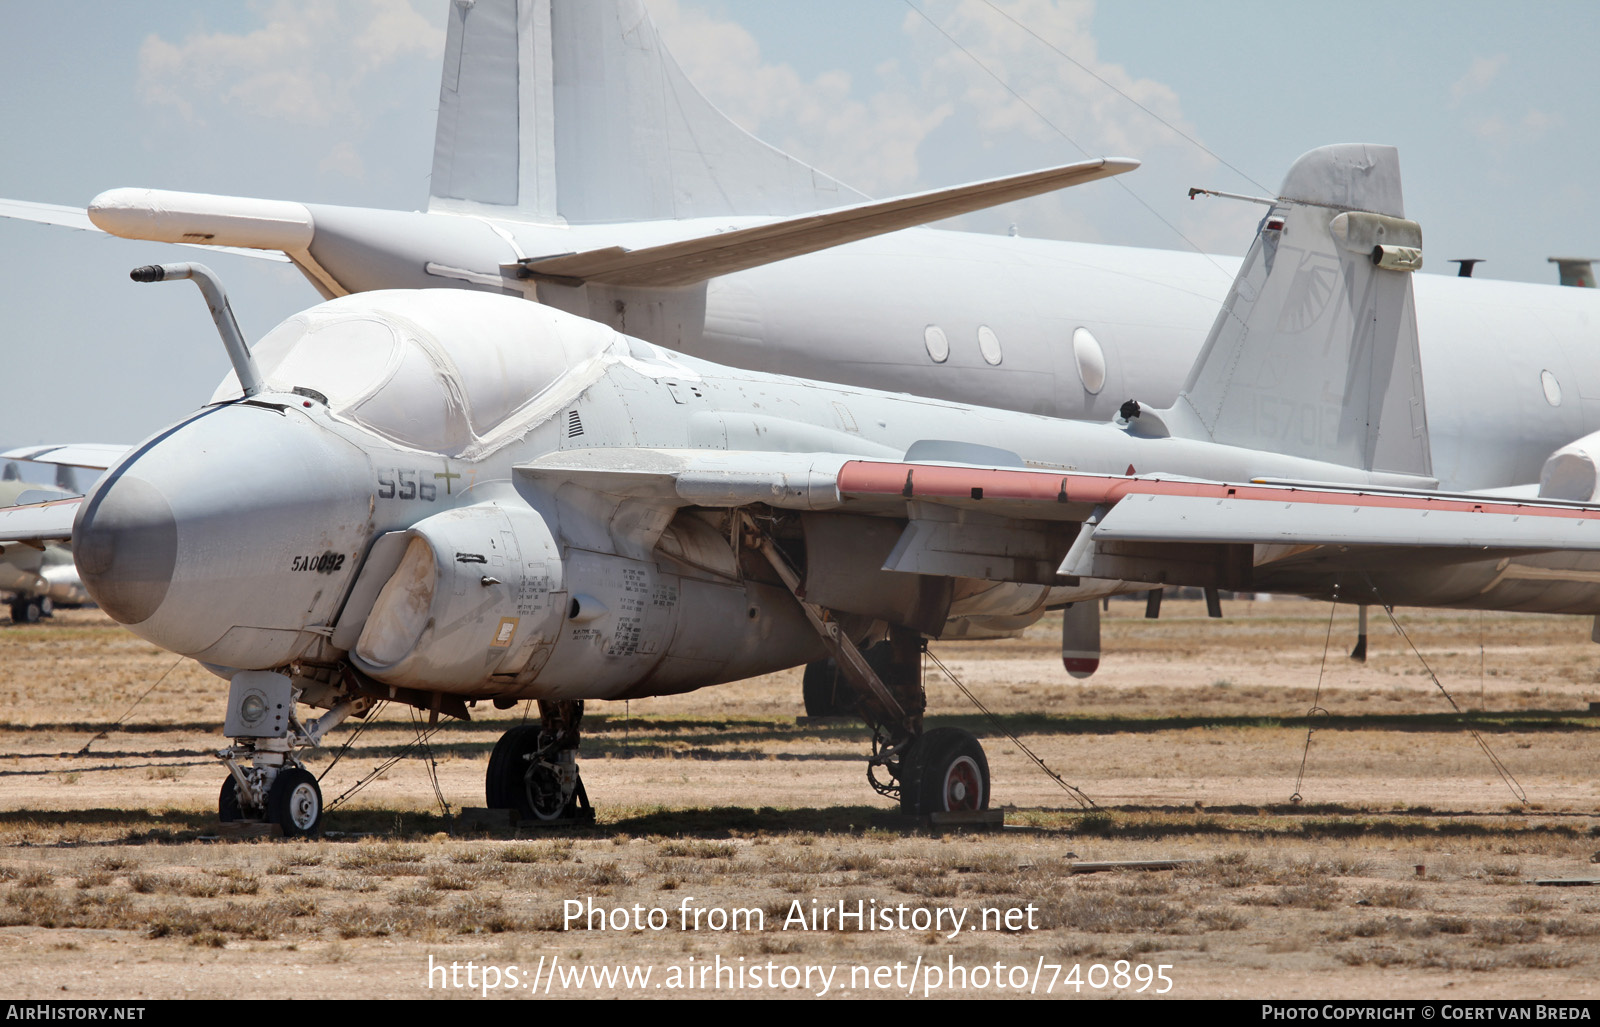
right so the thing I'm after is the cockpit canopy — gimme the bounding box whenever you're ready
[210,290,617,454]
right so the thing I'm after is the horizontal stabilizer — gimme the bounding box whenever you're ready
[513,159,1138,288]
[0,497,81,544]
[2,444,130,471]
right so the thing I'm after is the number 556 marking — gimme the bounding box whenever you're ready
[377,469,437,502]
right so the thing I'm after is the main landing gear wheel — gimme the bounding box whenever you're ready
[217,777,262,822]
[803,642,901,718]
[899,727,990,816]
[486,723,589,822]
[802,660,852,718]
[486,725,540,811]
[266,767,323,837]
[9,598,44,624]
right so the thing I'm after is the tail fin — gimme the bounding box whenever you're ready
[1158,144,1431,479]
[428,0,864,224]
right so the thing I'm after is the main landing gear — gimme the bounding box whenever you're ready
[898,727,990,814]
[485,700,593,822]
[745,515,991,816]
[8,596,51,624]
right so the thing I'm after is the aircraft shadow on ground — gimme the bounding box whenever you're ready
[0,709,1591,770]
[0,803,1587,846]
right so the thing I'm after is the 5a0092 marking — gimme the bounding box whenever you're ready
[291,553,346,574]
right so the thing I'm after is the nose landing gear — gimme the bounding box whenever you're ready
[214,670,366,837]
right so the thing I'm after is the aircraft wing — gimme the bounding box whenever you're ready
[0,497,81,544]
[519,451,1600,590]
[2,444,130,471]
[510,159,1139,289]
[516,448,850,508]
[1086,490,1600,551]
[0,198,290,262]
[0,198,97,232]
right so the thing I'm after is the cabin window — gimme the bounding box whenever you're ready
[1073,327,1107,394]
[924,325,949,364]
[977,326,1003,366]
[1542,369,1563,407]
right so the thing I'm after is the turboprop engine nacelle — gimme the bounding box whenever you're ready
[1539,431,1600,503]
[349,504,562,690]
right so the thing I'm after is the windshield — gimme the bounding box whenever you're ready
[211,291,616,454]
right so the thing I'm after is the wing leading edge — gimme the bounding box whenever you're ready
[518,450,1600,571]
[509,159,1140,289]
[0,498,81,544]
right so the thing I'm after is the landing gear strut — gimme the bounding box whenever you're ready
[746,515,990,816]
[485,700,593,822]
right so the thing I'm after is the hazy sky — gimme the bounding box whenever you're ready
[2,1,1595,445]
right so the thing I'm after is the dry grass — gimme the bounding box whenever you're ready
[0,604,1597,998]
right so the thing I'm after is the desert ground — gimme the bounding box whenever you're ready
[1,599,1598,1000]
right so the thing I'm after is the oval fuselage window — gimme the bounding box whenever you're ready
[977,326,1003,366]
[1073,327,1107,394]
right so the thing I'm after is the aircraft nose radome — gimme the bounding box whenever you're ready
[70,404,376,666]
[74,475,177,625]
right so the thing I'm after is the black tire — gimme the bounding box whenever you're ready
[12,599,42,625]
[265,767,323,837]
[802,643,899,718]
[899,727,990,816]
[486,725,581,821]
[217,776,261,822]
[37,597,52,619]
[801,660,851,717]
[486,725,542,810]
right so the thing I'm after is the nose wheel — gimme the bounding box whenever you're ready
[216,767,322,836]
[266,767,324,837]
[218,777,261,822]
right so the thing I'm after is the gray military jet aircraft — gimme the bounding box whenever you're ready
[5,143,1600,837]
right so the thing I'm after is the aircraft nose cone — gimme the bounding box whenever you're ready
[69,403,376,667]
[74,475,178,625]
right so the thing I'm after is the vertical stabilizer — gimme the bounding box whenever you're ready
[429,0,865,223]
[1166,144,1431,478]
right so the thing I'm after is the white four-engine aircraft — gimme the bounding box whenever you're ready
[7,0,1598,509]
[6,143,1600,835]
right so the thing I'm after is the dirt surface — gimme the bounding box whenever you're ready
[1,600,1598,1000]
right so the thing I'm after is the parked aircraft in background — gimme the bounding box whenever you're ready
[0,464,91,622]
[6,0,1600,710]
[3,0,1594,501]
[5,144,1600,835]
